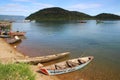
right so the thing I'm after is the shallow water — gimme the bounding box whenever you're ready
[12,20,120,80]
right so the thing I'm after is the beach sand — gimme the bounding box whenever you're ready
[0,38,24,63]
[0,38,60,80]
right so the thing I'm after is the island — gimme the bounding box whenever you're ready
[26,7,120,21]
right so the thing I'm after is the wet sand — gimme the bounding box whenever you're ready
[0,38,60,80]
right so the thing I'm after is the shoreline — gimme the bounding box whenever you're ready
[0,38,60,80]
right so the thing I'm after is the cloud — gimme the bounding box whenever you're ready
[0,3,31,16]
[32,2,54,9]
[0,2,54,16]
[12,0,32,2]
[0,4,28,12]
[69,3,101,10]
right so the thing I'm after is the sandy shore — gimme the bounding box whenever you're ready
[0,38,60,80]
[0,38,24,63]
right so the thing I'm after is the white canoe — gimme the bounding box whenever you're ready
[7,36,21,44]
[8,38,21,44]
[39,56,94,75]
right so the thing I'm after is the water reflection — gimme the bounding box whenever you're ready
[35,22,67,34]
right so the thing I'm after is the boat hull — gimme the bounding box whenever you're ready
[49,60,91,75]
[40,56,93,75]
[10,32,26,36]
[8,39,21,44]
[0,35,11,38]
[15,52,70,64]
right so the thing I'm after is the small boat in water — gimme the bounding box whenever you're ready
[0,35,11,38]
[79,21,87,23]
[7,36,21,44]
[96,20,104,23]
[39,56,94,75]
[10,31,26,36]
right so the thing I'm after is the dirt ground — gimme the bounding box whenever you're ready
[0,38,60,80]
[0,38,24,63]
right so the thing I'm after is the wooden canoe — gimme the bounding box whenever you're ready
[39,56,94,75]
[6,36,21,44]
[79,21,87,23]
[10,32,26,36]
[0,35,11,38]
[96,20,104,23]
[7,38,21,44]
[14,52,70,64]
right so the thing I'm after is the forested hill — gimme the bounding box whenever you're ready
[26,7,92,21]
[26,7,120,21]
[94,13,120,20]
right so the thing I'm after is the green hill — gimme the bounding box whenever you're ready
[94,13,120,20]
[26,7,92,21]
[26,7,120,21]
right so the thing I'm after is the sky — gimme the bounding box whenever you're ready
[0,0,120,16]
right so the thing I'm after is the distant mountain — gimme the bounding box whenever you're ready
[94,13,120,20]
[26,7,92,21]
[0,15,25,22]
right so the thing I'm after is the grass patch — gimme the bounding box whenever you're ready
[0,63,35,80]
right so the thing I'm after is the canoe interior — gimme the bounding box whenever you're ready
[40,56,94,75]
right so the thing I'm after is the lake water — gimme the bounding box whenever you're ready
[12,20,120,80]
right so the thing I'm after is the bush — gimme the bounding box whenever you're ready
[0,63,35,80]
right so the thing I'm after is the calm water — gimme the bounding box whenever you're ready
[12,20,120,80]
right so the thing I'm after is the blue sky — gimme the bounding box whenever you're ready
[0,0,120,16]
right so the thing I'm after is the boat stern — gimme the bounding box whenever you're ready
[40,68,49,75]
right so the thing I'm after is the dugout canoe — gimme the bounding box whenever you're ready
[7,36,21,44]
[15,52,70,64]
[10,31,26,36]
[39,56,94,75]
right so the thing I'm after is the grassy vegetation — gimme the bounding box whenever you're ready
[0,63,35,80]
